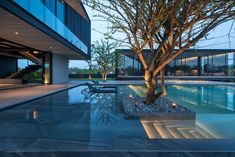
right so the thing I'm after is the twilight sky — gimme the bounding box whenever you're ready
[69,6,235,69]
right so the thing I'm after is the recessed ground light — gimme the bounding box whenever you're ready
[172,103,177,109]
[15,32,19,35]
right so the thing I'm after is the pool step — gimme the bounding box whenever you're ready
[141,121,161,139]
[141,119,216,139]
[166,127,185,139]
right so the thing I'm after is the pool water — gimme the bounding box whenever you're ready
[0,86,146,152]
[130,85,235,139]
[1,85,235,153]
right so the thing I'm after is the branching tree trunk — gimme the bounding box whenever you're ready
[83,0,235,104]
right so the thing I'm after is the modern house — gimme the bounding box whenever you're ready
[117,49,235,81]
[0,0,90,84]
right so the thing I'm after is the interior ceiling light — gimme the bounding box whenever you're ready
[15,32,19,35]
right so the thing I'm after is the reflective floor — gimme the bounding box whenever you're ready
[1,85,235,156]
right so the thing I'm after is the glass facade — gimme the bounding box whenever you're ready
[13,0,88,54]
[227,53,235,76]
[118,51,235,78]
[165,52,235,76]
[118,55,143,76]
[44,0,55,14]
[56,0,65,23]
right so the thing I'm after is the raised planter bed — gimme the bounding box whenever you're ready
[118,86,195,120]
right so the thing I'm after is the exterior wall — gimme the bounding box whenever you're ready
[0,55,17,78]
[52,54,69,84]
[66,4,91,50]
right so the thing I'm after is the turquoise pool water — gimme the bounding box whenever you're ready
[131,85,235,139]
[166,85,235,139]
[1,84,235,154]
[166,85,235,114]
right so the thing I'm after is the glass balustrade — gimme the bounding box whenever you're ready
[13,0,88,54]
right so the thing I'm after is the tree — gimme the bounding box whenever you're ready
[83,0,235,104]
[86,59,94,79]
[92,39,120,80]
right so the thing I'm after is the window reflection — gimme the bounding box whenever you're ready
[166,61,175,76]
[201,56,213,76]
[227,52,235,76]
[118,56,143,76]
[56,0,65,23]
[213,54,226,76]
[175,59,182,76]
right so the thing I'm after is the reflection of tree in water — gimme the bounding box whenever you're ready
[81,87,118,126]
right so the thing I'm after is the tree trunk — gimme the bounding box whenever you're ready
[144,68,167,105]
[101,73,105,80]
[155,69,167,99]
[144,70,157,105]
[160,69,167,96]
[104,73,107,80]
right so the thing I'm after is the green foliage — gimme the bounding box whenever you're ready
[92,39,120,79]
[22,69,42,82]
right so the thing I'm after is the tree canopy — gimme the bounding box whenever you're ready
[83,0,235,104]
[92,39,120,80]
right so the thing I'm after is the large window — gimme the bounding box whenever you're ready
[166,61,175,76]
[213,54,226,76]
[185,57,198,76]
[118,56,142,76]
[175,59,182,76]
[227,52,235,76]
[124,56,134,76]
[201,55,213,76]
[166,51,235,77]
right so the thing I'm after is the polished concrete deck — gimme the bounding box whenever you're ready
[0,82,81,110]
[0,83,40,91]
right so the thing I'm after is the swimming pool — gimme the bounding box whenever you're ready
[1,84,235,154]
[130,85,235,139]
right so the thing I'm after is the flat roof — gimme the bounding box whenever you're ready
[118,49,235,59]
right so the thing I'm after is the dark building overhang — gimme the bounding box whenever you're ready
[0,0,90,60]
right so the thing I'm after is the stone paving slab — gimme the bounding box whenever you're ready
[0,82,81,110]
